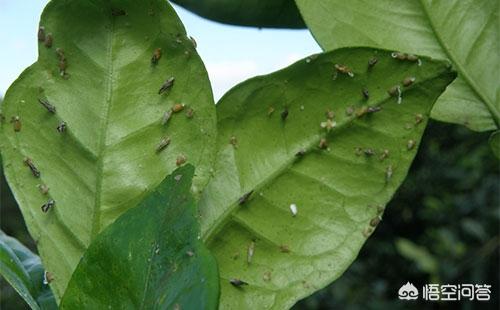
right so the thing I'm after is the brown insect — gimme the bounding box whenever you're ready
[38,98,56,113]
[189,36,197,48]
[172,103,185,113]
[44,33,53,48]
[176,155,186,166]
[279,245,291,253]
[43,271,54,284]
[185,108,194,118]
[38,184,49,195]
[11,116,21,132]
[325,109,335,120]
[229,136,238,148]
[41,199,55,213]
[56,121,67,133]
[24,157,40,178]
[379,149,390,161]
[334,64,354,77]
[158,77,175,95]
[318,138,328,149]
[362,227,374,237]
[403,77,416,87]
[151,48,162,65]
[38,26,46,42]
[230,279,248,288]
[59,58,67,76]
[391,51,407,60]
[415,113,424,125]
[406,54,418,62]
[238,190,253,205]
[156,137,171,153]
[370,216,381,227]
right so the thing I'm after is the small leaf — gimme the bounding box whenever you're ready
[296,0,499,132]
[201,47,455,308]
[60,165,219,309]
[395,238,438,275]
[0,230,57,310]
[489,131,500,159]
[171,0,305,28]
[0,0,216,298]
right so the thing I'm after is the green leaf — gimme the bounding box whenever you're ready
[60,165,219,309]
[0,0,216,299]
[0,230,57,310]
[171,0,305,28]
[200,47,455,308]
[295,0,499,132]
[489,131,500,159]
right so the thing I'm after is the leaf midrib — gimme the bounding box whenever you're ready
[90,15,115,238]
[203,70,448,242]
[418,0,500,127]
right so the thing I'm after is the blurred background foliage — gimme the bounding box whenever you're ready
[1,116,499,308]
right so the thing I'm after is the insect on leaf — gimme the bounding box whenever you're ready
[0,0,216,299]
[200,47,455,308]
[295,0,499,132]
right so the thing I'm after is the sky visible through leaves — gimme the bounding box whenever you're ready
[0,0,320,100]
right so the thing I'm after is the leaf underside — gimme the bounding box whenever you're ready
[171,0,305,29]
[60,166,219,310]
[200,47,455,309]
[0,0,216,299]
[295,0,499,132]
[0,230,57,310]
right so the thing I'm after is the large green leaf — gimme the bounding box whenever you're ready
[171,0,305,28]
[295,0,499,132]
[200,47,455,308]
[60,165,219,309]
[0,0,216,299]
[0,230,57,310]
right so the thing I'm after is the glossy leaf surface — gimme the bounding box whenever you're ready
[60,166,219,309]
[0,0,216,298]
[201,47,455,308]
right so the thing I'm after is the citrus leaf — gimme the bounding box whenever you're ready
[0,230,57,310]
[295,0,499,132]
[200,47,455,308]
[60,165,219,309]
[171,0,305,29]
[0,0,216,299]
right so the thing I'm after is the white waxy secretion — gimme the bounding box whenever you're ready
[290,203,298,217]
